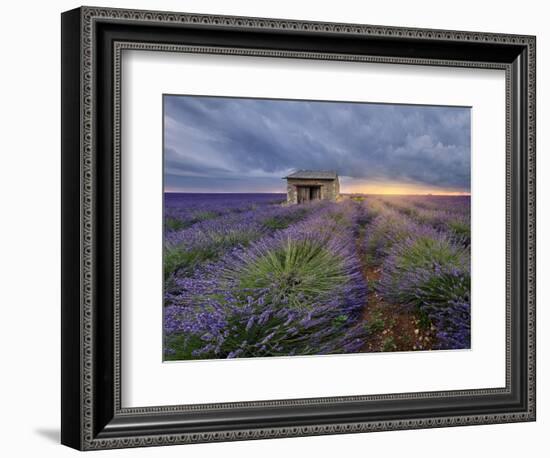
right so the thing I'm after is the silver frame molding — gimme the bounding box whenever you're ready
[61,6,536,450]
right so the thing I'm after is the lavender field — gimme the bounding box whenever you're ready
[163,193,471,361]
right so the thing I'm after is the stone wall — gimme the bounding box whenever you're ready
[286,178,339,204]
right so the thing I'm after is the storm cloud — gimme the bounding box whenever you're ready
[164,95,471,194]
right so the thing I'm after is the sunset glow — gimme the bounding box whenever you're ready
[339,178,470,196]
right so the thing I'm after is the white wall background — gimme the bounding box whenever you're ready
[0,0,546,456]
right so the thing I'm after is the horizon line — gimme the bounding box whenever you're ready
[164,191,471,196]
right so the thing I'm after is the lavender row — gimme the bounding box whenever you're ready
[164,193,286,231]
[164,201,319,281]
[364,199,471,349]
[164,200,370,360]
[362,199,422,264]
[378,196,470,246]
[382,195,470,216]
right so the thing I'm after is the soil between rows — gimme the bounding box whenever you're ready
[356,224,435,352]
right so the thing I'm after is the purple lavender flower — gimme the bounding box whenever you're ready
[164,199,370,360]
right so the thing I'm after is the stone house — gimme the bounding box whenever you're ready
[284,170,340,204]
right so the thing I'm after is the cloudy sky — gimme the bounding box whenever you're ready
[164,95,471,195]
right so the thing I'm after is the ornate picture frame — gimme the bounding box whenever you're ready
[61,6,536,450]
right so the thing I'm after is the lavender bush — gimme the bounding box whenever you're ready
[377,220,470,349]
[164,200,369,359]
[363,202,420,264]
[164,202,317,279]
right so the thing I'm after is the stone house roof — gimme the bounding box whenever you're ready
[284,170,338,180]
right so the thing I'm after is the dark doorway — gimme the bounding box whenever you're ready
[297,186,321,203]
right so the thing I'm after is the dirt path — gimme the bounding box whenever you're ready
[356,224,435,352]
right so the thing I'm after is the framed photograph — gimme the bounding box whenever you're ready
[61,6,536,450]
